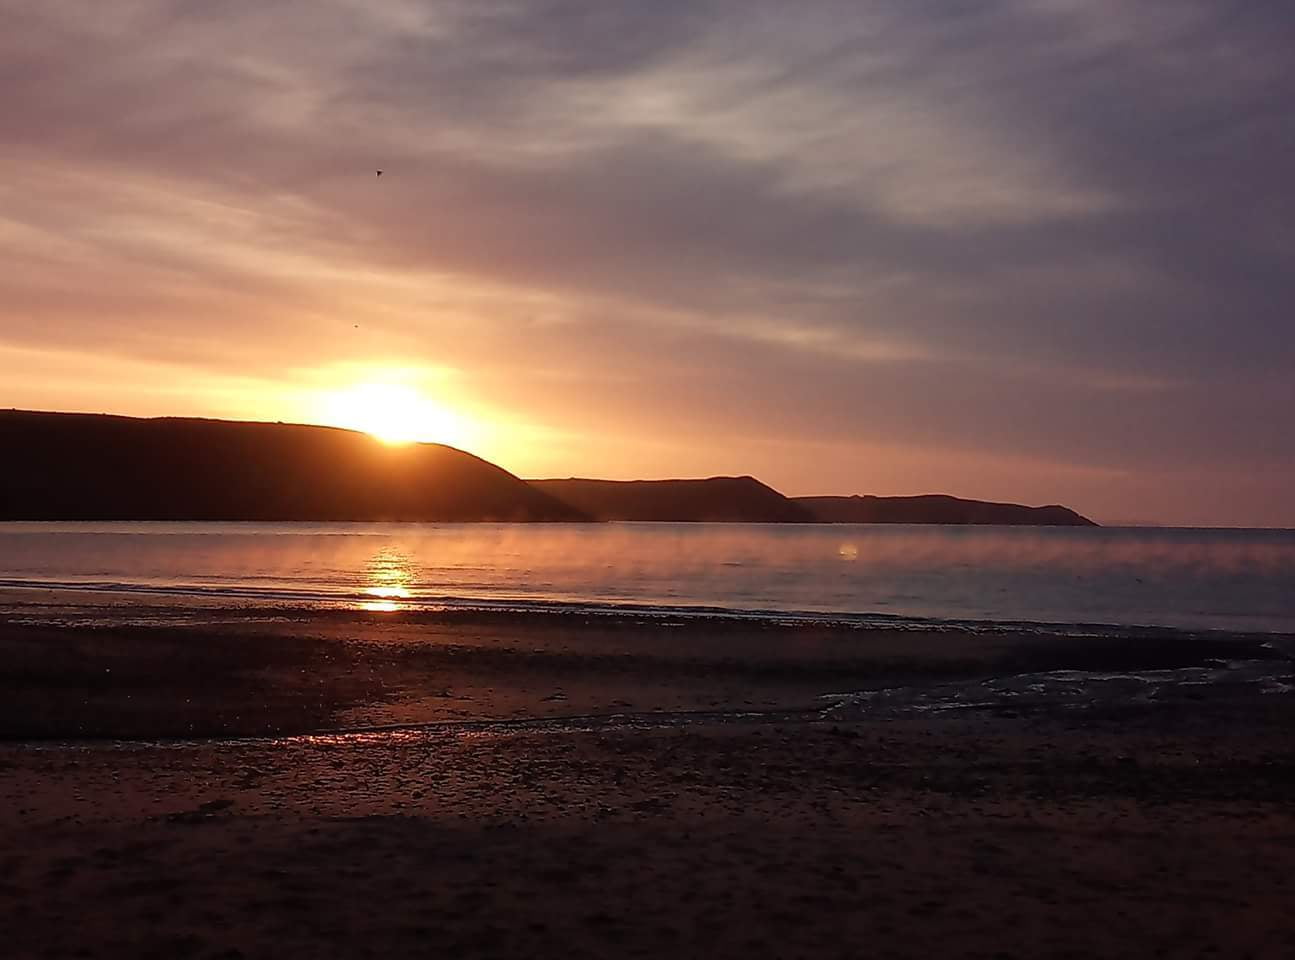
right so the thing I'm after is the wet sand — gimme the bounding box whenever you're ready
[3,593,1295,958]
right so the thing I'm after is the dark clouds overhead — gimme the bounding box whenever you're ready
[2,0,1293,524]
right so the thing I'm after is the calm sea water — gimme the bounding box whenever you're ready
[2,522,1294,634]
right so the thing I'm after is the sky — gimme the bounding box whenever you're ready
[2,1,1293,526]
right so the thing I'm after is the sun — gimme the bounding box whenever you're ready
[318,381,474,448]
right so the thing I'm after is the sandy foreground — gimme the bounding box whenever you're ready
[2,591,1295,959]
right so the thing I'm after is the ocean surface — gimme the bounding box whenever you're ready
[1,522,1294,634]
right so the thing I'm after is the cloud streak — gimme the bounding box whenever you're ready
[2,0,1293,524]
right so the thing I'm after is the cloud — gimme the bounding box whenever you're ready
[1,0,1293,523]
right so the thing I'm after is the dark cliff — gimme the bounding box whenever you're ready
[529,477,814,523]
[794,494,1096,526]
[0,410,587,522]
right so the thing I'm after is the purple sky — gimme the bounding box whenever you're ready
[2,1,1293,525]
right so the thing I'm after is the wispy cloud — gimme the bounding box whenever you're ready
[2,0,1293,524]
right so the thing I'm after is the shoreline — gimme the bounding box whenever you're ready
[5,581,1293,644]
[2,590,1292,741]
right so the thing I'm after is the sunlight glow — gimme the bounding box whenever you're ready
[359,547,415,613]
[360,599,403,613]
[317,380,476,448]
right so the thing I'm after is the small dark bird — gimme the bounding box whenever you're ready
[376,170,383,177]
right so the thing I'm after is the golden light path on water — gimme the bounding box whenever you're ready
[361,547,416,612]
[352,537,865,613]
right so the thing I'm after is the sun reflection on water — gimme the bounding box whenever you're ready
[360,547,416,612]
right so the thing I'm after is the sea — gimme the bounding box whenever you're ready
[2,521,1294,635]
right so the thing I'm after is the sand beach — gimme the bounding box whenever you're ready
[3,591,1294,958]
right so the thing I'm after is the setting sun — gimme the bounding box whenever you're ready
[317,381,476,448]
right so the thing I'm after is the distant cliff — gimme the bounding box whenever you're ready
[794,494,1097,526]
[0,410,586,522]
[1,410,1098,525]
[529,477,814,522]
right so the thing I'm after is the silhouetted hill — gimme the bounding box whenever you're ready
[529,477,814,522]
[794,494,1097,526]
[0,411,586,522]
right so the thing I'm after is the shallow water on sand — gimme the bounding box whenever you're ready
[2,522,1294,633]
